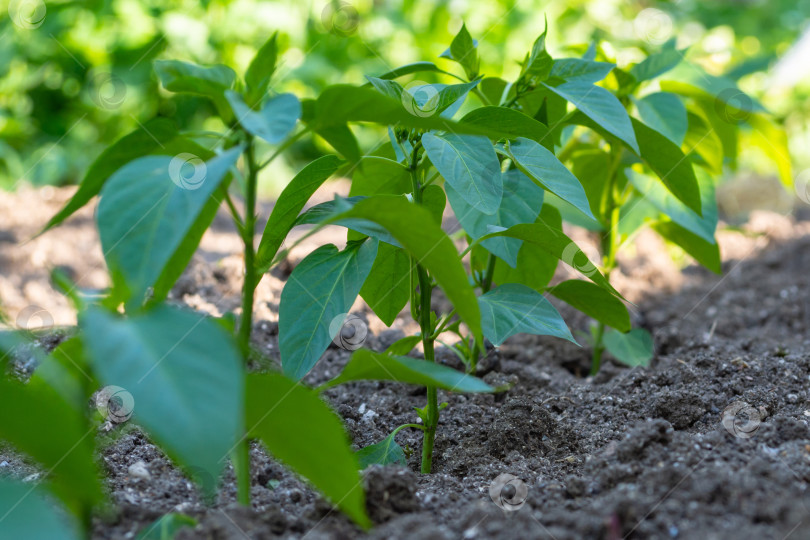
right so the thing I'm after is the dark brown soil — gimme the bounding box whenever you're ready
[2,187,810,539]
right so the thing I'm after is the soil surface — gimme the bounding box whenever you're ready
[2,186,810,539]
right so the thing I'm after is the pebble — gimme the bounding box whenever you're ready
[787,394,799,403]
[128,460,151,481]
[23,473,40,483]
[0,461,8,468]
[361,410,377,423]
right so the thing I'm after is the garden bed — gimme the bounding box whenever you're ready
[2,187,809,539]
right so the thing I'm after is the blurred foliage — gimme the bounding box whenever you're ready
[1,0,808,190]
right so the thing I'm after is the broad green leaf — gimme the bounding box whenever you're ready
[42,119,204,233]
[627,169,716,243]
[385,335,422,355]
[356,433,407,468]
[683,110,723,174]
[660,63,767,113]
[154,60,236,118]
[365,78,480,119]
[629,46,684,82]
[479,284,575,346]
[603,328,653,367]
[316,124,361,163]
[246,373,370,528]
[543,192,603,231]
[548,280,631,332]
[294,196,400,247]
[447,23,479,80]
[321,349,493,392]
[446,169,543,267]
[280,239,378,380]
[747,113,793,189]
[82,305,243,496]
[483,222,617,294]
[98,147,242,306]
[226,91,300,144]
[256,155,342,274]
[505,137,594,219]
[349,156,410,196]
[422,184,447,225]
[369,61,453,81]
[0,480,81,540]
[339,197,483,343]
[460,106,552,149]
[422,133,502,215]
[28,336,89,409]
[360,243,410,326]
[492,207,560,291]
[137,513,197,540]
[479,77,508,105]
[550,58,614,84]
[245,33,278,106]
[635,92,687,145]
[0,377,101,516]
[569,148,611,224]
[544,81,639,153]
[653,221,721,274]
[522,25,553,81]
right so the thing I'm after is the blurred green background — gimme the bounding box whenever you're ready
[2,0,808,196]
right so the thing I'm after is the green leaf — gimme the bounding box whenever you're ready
[492,207,560,291]
[683,110,723,174]
[569,148,611,224]
[0,377,101,517]
[356,432,407,468]
[747,113,793,190]
[321,349,493,392]
[446,169,543,267]
[385,335,422,355]
[522,24,553,81]
[334,197,482,344]
[544,81,639,153]
[548,280,630,332]
[653,220,721,274]
[136,513,197,540]
[603,328,653,367]
[256,155,342,274]
[422,132,502,215]
[448,23,479,80]
[479,77,508,105]
[28,336,90,409]
[360,244,410,326]
[316,124,361,163]
[478,283,575,346]
[635,92,687,145]
[660,62,767,113]
[365,78,480,119]
[97,148,241,306]
[550,58,614,83]
[81,305,243,496]
[349,156,410,196]
[280,239,378,380]
[368,61,453,81]
[482,222,617,294]
[245,33,278,106]
[422,184,447,225]
[629,46,684,82]
[505,137,594,219]
[42,119,204,233]
[154,60,236,118]
[460,106,551,149]
[627,169,716,243]
[0,480,81,540]
[226,91,300,144]
[246,372,370,528]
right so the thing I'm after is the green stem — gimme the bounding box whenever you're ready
[256,128,309,170]
[469,253,497,372]
[233,438,251,506]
